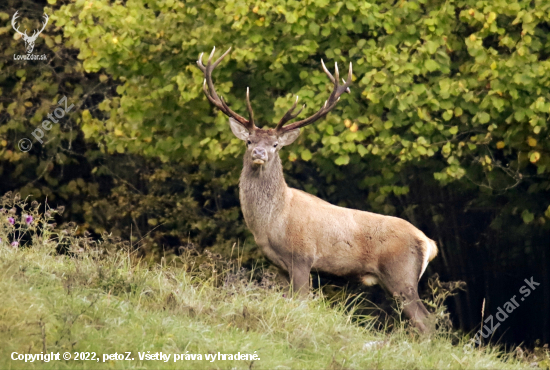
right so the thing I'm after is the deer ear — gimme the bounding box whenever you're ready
[278,128,301,147]
[228,117,250,141]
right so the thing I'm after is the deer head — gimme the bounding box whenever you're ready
[12,11,49,54]
[197,47,352,170]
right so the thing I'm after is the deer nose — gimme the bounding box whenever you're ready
[252,147,267,158]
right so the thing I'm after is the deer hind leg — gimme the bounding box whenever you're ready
[377,245,432,333]
[394,284,431,333]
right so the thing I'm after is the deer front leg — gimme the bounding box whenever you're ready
[288,263,311,297]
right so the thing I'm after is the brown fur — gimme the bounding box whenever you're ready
[198,49,437,331]
[236,125,438,332]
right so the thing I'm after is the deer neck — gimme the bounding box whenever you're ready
[239,155,288,235]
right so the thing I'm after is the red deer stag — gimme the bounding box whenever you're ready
[197,47,438,332]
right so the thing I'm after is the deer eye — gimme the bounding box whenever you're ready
[247,140,251,145]
[274,143,278,148]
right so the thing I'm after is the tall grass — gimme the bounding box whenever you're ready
[0,194,540,369]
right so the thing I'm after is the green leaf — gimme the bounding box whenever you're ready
[374,71,386,84]
[334,155,350,166]
[357,145,368,157]
[301,149,312,161]
[454,107,463,117]
[309,22,320,36]
[478,112,490,124]
[522,210,534,224]
[424,59,440,72]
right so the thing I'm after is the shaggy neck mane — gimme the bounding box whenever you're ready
[239,155,288,232]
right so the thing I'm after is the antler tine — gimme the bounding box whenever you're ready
[11,10,26,36]
[38,13,48,33]
[320,59,335,84]
[197,47,256,131]
[277,60,352,133]
[275,95,306,131]
[345,62,352,93]
[198,46,231,104]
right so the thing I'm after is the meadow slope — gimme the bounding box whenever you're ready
[0,238,532,369]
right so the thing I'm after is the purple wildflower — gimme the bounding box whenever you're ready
[25,215,33,224]
[7,217,14,225]
[11,241,19,248]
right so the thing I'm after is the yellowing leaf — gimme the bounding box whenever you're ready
[527,136,537,147]
[496,141,505,149]
[301,149,312,161]
[82,109,91,121]
[114,129,124,137]
[454,107,463,117]
[522,210,534,224]
[334,155,350,166]
[530,151,540,163]
[350,123,358,132]
[344,119,352,128]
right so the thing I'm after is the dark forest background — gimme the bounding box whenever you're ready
[1,0,549,347]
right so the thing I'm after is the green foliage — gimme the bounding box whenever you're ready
[49,0,550,227]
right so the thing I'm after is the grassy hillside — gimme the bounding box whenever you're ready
[0,201,539,369]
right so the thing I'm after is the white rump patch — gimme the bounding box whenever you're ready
[419,238,434,281]
[362,275,378,286]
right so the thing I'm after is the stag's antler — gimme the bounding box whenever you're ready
[197,47,351,133]
[11,11,28,38]
[197,47,257,132]
[275,60,352,133]
[29,13,49,40]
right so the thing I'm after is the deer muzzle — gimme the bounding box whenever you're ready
[252,147,267,165]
